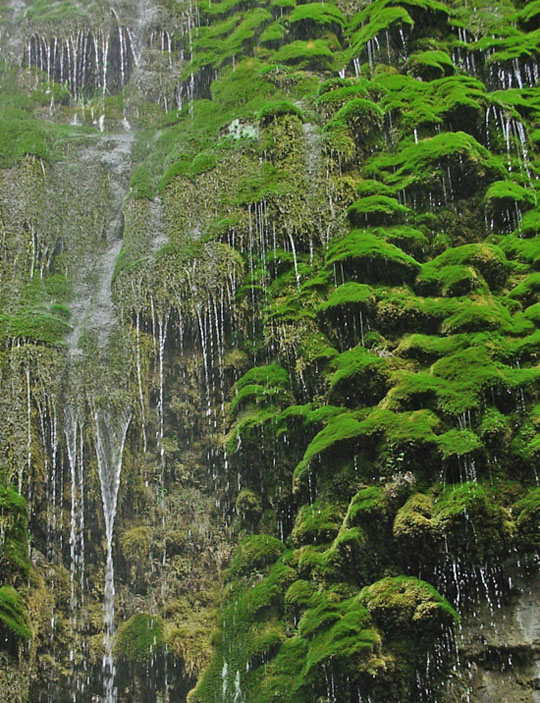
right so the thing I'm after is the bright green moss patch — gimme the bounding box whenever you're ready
[0,586,32,645]
[258,100,304,125]
[324,99,384,143]
[291,500,345,546]
[317,282,374,315]
[367,131,504,198]
[435,429,483,460]
[288,3,345,28]
[328,345,390,406]
[326,231,420,285]
[115,614,165,663]
[485,180,536,207]
[0,482,31,579]
[273,39,336,69]
[349,6,414,53]
[347,196,411,227]
[517,1,540,29]
[418,243,510,293]
[409,50,455,78]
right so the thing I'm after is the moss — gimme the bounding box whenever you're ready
[324,99,384,147]
[225,534,285,579]
[349,6,414,53]
[288,3,345,28]
[418,243,510,294]
[120,526,153,564]
[114,614,165,663]
[517,1,540,30]
[260,22,286,44]
[328,345,390,407]
[0,483,30,580]
[432,482,512,560]
[235,488,263,524]
[359,576,458,631]
[293,411,364,489]
[326,231,420,285]
[273,39,337,69]
[236,363,290,391]
[257,100,304,125]
[513,488,540,549]
[347,196,411,227]
[393,493,435,545]
[367,131,504,200]
[409,50,455,79]
[436,428,483,460]
[291,500,344,546]
[0,586,32,645]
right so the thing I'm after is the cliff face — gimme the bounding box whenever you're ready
[0,0,539,701]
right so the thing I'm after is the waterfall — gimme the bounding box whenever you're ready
[94,406,132,703]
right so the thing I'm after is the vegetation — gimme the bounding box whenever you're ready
[1,0,540,701]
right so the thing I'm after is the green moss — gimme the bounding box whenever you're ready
[257,100,304,125]
[288,3,345,28]
[433,482,511,559]
[260,22,286,44]
[517,1,540,29]
[324,99,384,145]
[513,488,540,549]
[291,500,344,546]
[436,429,483,460]
[114,614,165,663]
[409,50,455,78]
[0,586,32,645]
[273,39,336,69]
[367,131,504,198]
[347,196,411,227]
[418,244,510,294]
[326,231,420,285]
[0,310,71,346]
[328,345,390,406]
[393,493,434,545]
[226,535,285,579]
[0,483,31,579]
[317,282,374,315]
[360,576,458,630]
[349,6,414,52]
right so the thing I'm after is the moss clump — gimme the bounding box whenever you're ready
[0,483,30,580]
[291,500,344,546]
[230,363,292,416]
[433,483,511,561]
[347,196,411,227]
[326,231,420,285]
[513,488,540,550]
[409,50,455,79]
[258,100,304,125]
[367,131,503,200]
[418,243,510,293]
[114,614,165,663]
[225,534,285,579]
[328,345,390,406]
[273,40,336,69]
[235,489,263,525]
[360,576,458,631]
[0,586,32,646]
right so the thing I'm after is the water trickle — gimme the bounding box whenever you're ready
[94,405,132,703]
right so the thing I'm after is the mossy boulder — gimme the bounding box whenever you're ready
[114,613,165,663]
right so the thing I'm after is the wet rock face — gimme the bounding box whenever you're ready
[446,564,540,703]
[0,0,540,702]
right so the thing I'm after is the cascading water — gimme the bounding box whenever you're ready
[94,406,132,703]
